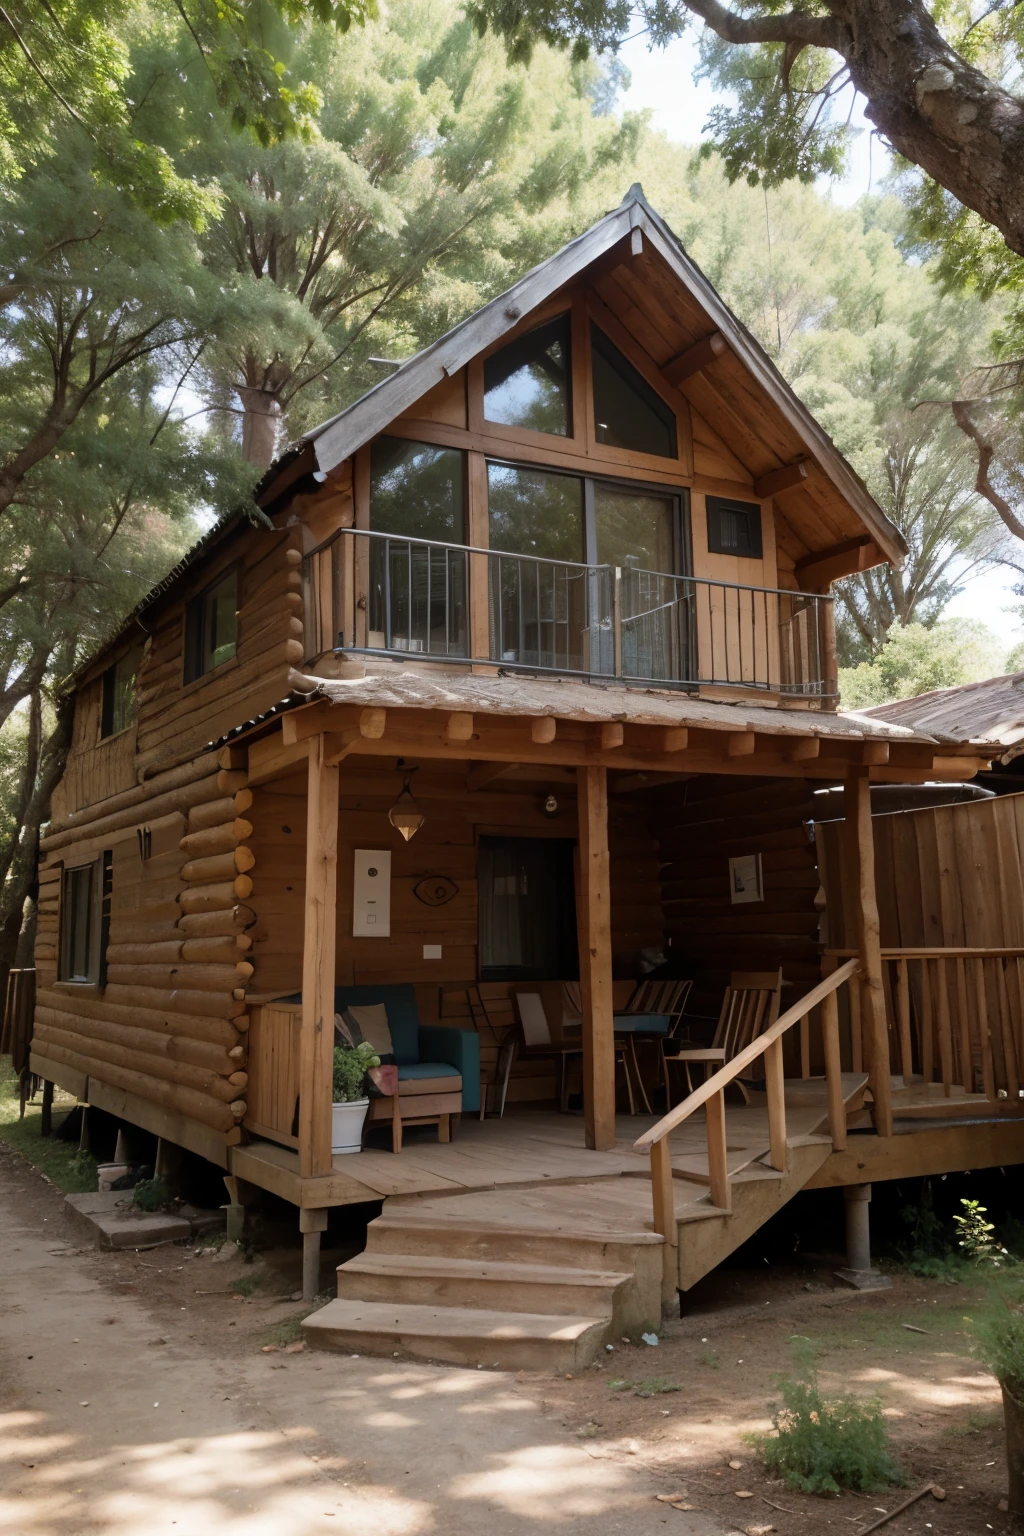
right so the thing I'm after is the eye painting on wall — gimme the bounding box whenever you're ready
[413,876,459,907]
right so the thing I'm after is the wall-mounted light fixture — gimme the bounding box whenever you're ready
[542,793,559,818]
[388,769,425,841]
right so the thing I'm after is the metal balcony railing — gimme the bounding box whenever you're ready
[302,527,835,698]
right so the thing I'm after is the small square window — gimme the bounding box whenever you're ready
[59,852,111,984]
[706,495,763,558]
[185,570,238,683]
[101,645,143,738]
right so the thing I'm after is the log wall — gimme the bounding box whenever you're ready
[650,774,822,1018]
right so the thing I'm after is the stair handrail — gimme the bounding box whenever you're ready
[633,957,861,1306]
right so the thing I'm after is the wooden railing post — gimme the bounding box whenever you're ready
[576,764,616,1151]
[298,735,339,1179]
[845,769,893,1137]
[764,1037,787,1172]
[650,1136,678,1306]
[706,1089,730,1210]
[821,979,847,1150]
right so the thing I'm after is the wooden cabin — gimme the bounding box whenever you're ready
[29,188,1024,1369]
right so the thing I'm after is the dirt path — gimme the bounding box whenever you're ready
[0,1143,731,1536]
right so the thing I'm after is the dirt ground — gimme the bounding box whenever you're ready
[0,1133,1015,1536]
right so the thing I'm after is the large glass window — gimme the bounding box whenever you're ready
[370,436,464,541]
[368,437,467,656]
[59,852,111,984]
[593,485,675,573]
[184,571,237,683]
[478,836,578,981]
[487,463,583,561]
[591,324,677,459]
[483,314,571,437]
[101,644,143,738]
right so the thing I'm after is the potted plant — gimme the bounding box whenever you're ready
[331,1040,380,1154]
[972,1296,1024,1521]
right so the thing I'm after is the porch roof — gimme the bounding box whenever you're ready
[299,667,992,750]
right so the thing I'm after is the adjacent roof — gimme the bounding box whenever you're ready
[304,185,907,568]
[853,672,1024,756]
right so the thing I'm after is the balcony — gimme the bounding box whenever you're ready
[301,527,836,700]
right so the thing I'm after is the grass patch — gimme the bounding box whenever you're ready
[609,1377,680,1397]
[262,1311,313,1348]
[696,1349,720,1369]
[750,1336,907,1497]
[232,1272,261,1297]
[0,1062,96,1193]
[943,1407,1002,1439]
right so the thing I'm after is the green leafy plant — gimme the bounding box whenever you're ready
[332,1041,380,1103]
[955,1199,1011,1266]
[750,1337,906,1496]
[132,1176,172,1212]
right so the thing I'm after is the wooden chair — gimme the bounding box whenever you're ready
[561,980,665,1115]
[662,970,783,1110]
[510,990,583,1113]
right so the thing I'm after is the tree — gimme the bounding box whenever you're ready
[838,618,1006,710]
[632,140,1005,657]
[469,0,1024,258]
[134,2,642,464]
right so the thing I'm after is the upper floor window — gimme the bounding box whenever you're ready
[370,437,464,542]
[100,644,142,738]
[483,314,571,438]
[591,324,677,460]
[706,495,763,558]
[59,852,111,985]
[185,569,238,683]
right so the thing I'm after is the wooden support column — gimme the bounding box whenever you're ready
[298,736,340,1179]
[844,770,893,1138]
[576,765,615,1151]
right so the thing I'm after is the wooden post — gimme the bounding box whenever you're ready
[40,1078,53,1137]
[764,1037,787,1172]
[706,1089,730,1211]
[845,770,893,1138]
[576,765,615,1151]
[821,980,847,1151]
[650,1136,678,1308]
[299,736,340,1179]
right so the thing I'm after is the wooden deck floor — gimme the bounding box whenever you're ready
[229,1094,840,1212]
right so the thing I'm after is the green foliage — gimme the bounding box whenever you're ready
[132,1176,172,1212]
[332,1041,379,1103]
[970,1294,1024,1399]
[954,1199,1012,1267]
[751,1336,906,1497]
[233,1271,260,1296]
[895,1181,965,1282]
[0,1062,97,1192]
[838,619,1006,710]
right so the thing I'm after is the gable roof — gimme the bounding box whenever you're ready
[853,672,1024,754]
[304,185,906,568]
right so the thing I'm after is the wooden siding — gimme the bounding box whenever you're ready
[817,792,1024,951]
[651,775,822,1018]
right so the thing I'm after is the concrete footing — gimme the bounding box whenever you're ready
[834,1182,891,1291]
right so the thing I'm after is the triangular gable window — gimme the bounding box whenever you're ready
[483,314,571,437]
[591,323,677,459]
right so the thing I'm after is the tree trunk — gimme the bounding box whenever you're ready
[238,387,283,468]
[1004,1383,1024,1524]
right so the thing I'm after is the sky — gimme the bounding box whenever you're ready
[615,32,1024,654]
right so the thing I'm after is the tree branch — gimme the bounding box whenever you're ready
[950,400,1024,544]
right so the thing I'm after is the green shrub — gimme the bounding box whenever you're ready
[751,1337,906,1496]
[971,1296,1024,1398]
[332,1041,380,1103]
[955,1199,1012,1266]
[132,1176,171,1212]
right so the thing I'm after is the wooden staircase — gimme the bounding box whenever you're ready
[304,1078,862,1370]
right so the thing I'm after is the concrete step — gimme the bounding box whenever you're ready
[365,1211,659,1273]
[337,1251,632,1318]
[304,1297,609,1371]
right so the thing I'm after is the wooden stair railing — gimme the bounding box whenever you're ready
[633,958,860,1303]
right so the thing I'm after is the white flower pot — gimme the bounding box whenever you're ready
[331,1097,369,1154]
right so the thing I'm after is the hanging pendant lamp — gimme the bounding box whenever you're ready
[388,772,425,841]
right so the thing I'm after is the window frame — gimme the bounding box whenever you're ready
[481,311,573,442]
[183,566,240,685]
[485,455,690,577]
[100,644,143,740]
[705,494,764,560]
[469,298,585,451]
[582,293,693,477]
[58,851,112,987]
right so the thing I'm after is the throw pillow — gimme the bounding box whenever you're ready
[343,1002,395,1060]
